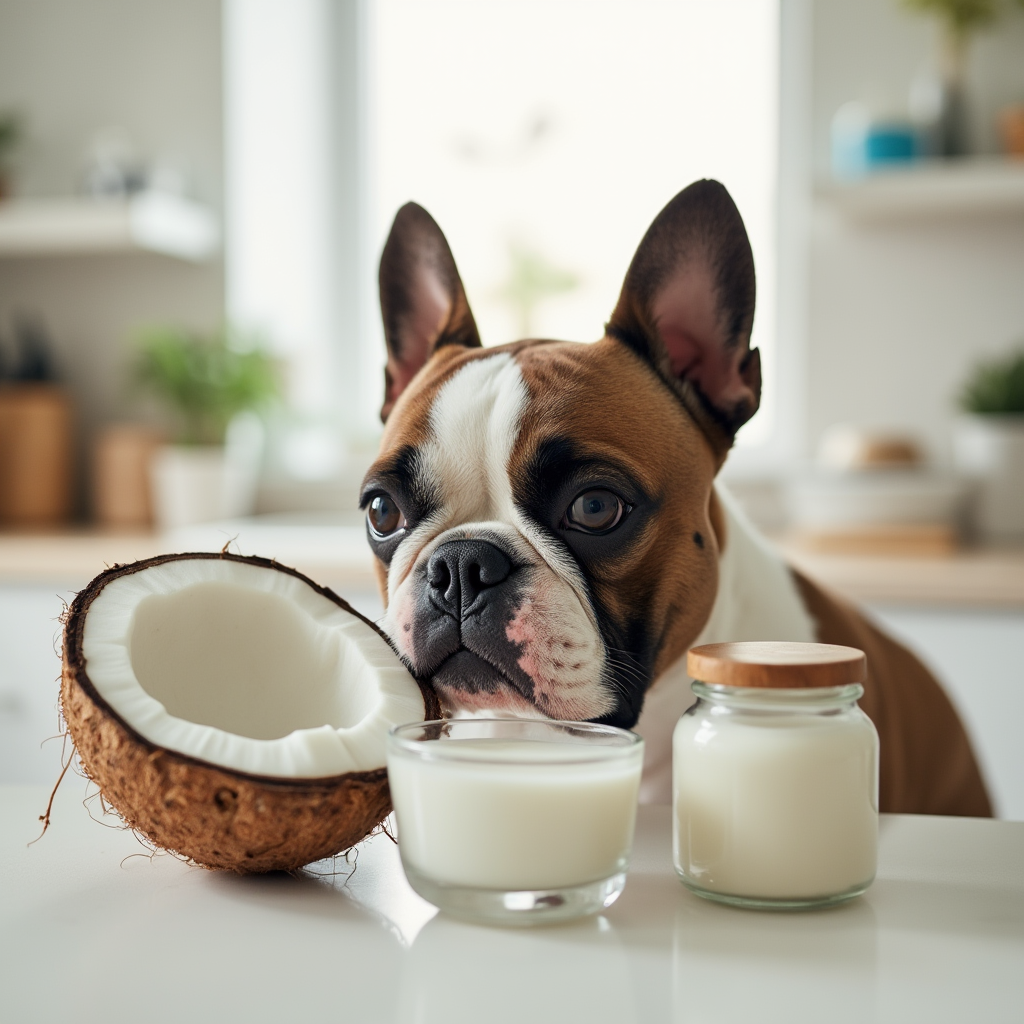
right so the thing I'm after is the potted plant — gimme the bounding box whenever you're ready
[952,346,1024,540]
[135,326,278,530]
[0,111,23,200]
[902,0,1024,156]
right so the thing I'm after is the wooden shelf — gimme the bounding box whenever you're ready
[0,192,219,262]
[815,158,1024,221]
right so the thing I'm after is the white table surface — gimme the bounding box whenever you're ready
[2,782,1023,1024]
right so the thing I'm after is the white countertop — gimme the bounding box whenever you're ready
[2,782,1022,1023]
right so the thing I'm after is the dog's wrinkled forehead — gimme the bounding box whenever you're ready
[373,337,675,537]
[373,336,701,533]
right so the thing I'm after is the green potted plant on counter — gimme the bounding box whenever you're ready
[953,346,1024,540]
[135,326,279,530]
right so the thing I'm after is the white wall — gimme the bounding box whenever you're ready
[0,0,224,515]
[805,0,1024,466]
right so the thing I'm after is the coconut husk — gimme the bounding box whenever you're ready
[61,552,439,873]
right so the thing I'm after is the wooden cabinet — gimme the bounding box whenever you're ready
[0,385,73,526]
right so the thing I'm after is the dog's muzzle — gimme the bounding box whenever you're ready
[411,538,535,701]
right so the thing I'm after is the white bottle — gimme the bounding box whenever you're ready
[673,641,879,909]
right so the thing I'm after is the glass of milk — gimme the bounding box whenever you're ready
[387,718,644,925]
[673,642,879,909]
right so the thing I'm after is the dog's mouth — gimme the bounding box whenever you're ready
[432,649,508,692]
[428,649,540,716]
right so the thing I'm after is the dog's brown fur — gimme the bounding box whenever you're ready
[794,574,991,815]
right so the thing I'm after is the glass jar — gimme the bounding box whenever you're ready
[673,642,879,909]
[387,718,644,925]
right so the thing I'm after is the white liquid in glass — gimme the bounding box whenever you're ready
[389,739,643,891]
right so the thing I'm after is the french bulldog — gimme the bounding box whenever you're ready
[361,180,991,816]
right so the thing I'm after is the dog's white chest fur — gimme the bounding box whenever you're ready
[634,485,817,804]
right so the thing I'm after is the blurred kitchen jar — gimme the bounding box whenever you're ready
[93,425,163,528]
[998,104,1024,157]
[673,642,878,910]
[0,384,73,527]
[953,415,1024,541]
[831,101,919,179]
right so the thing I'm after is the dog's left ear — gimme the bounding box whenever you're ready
[607,179,760,456]
[378,202,481,422]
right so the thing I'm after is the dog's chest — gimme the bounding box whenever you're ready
[634,486,817,803]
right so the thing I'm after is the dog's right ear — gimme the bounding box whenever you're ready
[378,202,481,422]
[606,180,760,459]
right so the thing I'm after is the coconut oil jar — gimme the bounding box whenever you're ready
[673,642,878,909]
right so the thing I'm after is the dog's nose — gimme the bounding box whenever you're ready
[427,540,512,619]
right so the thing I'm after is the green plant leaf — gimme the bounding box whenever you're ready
[494,241,579,338]
[0,110,24,166]
[959,347,1024,415]
[901,0,1000,35]
[134,327,280,444]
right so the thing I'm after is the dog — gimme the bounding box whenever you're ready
[361,180,991,817]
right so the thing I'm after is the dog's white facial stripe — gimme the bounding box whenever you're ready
[425,353,527,524]
[386,354,526,595]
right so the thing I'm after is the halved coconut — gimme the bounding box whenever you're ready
[61,552,438,873]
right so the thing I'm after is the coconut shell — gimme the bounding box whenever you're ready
[61,552,440,873]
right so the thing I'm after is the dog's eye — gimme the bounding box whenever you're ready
[564,489,627,534]
[367,494,406,538]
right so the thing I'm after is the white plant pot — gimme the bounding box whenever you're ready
[150,446,231,531]
[150,416,264,531]
[952,415,1024,541]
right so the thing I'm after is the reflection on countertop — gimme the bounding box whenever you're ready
[3,787,1023,1023]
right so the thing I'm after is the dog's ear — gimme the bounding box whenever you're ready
[607,180,760,456]
[378,202,481,421]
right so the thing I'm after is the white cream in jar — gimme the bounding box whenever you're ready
[673,642,878,908]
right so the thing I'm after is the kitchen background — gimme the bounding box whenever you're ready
[1,0,1022,815]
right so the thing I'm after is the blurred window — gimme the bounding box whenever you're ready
[369,0,780,447]
[225,0,344,481]
[226,0,780,482]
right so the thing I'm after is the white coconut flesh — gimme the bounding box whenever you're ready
[81,557,423,779]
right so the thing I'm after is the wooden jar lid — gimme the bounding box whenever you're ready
[687,642,866,689]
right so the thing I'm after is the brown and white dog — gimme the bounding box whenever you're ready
[361,180,991,817]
